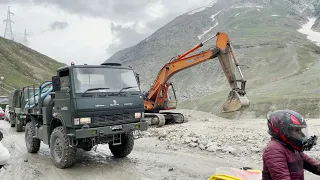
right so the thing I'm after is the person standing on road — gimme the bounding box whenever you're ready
[262,110,320,180]
[0,130,10,170]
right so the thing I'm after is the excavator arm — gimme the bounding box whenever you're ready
[143,32,250,127]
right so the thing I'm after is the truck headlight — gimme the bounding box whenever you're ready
[135,112,142,118]
[74,117,91,125]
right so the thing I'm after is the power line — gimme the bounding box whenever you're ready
[3,6,14,41]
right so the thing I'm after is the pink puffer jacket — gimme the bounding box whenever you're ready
[262,138,320,180]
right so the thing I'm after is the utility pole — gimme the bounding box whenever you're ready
[3,6,14,41]
[23,29,29,46]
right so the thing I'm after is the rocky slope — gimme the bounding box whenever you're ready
[105,0,320,118]
[134,109,320,179]
[0,37,65,96]
[312,17,320,31]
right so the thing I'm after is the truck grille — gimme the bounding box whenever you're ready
[91,113,138,125]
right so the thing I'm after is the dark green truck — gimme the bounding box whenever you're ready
[7,88,40,131]
[22,62,148,168]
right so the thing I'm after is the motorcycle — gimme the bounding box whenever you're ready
[209,167,262,180]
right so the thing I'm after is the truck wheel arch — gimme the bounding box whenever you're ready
[50,118,64,133]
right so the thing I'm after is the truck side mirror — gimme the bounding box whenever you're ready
[52,76,61,91]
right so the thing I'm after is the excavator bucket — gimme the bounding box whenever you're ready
[214,32,250,113]
[222,90,250,113]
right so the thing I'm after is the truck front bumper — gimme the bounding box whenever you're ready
[73,121,148,139]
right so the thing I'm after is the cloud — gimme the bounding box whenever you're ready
[0,4,113,65]
[49,21,69,31]
[106,22,150,55]
[0,0,214,63]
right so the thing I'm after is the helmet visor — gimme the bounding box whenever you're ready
[288,125,309,141]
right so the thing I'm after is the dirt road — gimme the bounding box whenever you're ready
[0,109,320,180]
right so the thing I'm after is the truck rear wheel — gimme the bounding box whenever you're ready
[49,126,76,169]
[109,131,134,158]
[25,122,40,153]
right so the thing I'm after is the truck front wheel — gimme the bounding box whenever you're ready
[25,122,40,153]
[109,131,134,158]
[49,126,76,169]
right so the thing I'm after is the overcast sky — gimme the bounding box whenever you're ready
[0,0,213,65]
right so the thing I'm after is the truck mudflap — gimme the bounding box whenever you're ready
[73,121,148,139]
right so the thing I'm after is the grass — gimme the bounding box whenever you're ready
[0,37,65,95]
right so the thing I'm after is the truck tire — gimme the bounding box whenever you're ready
[109,131,134,158]
[25,122,41,153]
[49,126,76,169]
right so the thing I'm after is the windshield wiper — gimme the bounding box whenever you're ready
[82,88,110,95]
[117,86,137,95]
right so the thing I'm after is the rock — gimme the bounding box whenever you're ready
[251,147,261,153]
[184,137,192,144]
[191,137,198,143]
[206,145,217,152]
[203,118,209,121]
[205,141,216,148]
[188,132,196,137]
[189,142,198,147]
[198,138,208,146]
[199,144,206,150]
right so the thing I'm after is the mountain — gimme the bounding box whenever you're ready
[0,36,65,96]
[105,0,320,118]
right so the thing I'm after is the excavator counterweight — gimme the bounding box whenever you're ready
[141,32,250,127]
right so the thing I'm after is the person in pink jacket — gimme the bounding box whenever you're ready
[262,110,320,180]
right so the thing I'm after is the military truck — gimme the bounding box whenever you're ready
[22,62,148,169]
[7,88,40,132]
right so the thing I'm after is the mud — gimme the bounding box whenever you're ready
[0,109,320,180]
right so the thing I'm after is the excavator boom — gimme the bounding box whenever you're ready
[143,32,250,127]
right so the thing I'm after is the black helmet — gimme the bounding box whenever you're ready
[267,110,309,151]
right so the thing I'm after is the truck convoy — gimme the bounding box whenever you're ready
[139,32,250,127]
[15,63,148,169]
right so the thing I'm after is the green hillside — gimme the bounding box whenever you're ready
[0,36,65,96]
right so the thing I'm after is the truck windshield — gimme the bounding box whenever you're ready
[73,67,140,93]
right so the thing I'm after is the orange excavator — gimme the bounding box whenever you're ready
[139,32,250,127]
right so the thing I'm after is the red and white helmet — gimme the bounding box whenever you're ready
[267,110,309,151]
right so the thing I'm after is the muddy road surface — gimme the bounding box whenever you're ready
[0,109,320,180]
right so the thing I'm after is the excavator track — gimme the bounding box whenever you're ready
[144,113,166,127]
[160,112,185,124]
[144,112,184,128]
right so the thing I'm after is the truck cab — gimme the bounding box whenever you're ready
[24,62,148,169]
